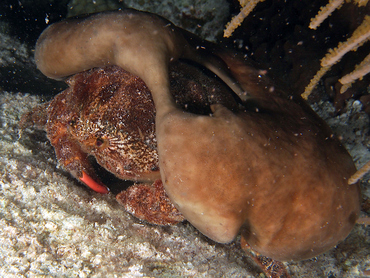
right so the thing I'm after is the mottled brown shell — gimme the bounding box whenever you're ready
[48,66,159,181]
[22,61,237,184]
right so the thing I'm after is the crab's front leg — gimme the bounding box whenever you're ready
[50,125,109,194]
[116,179,184,225]
[240,237,291,278]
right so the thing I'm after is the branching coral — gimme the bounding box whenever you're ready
[349,160,370,184]
[223,0,265,38]
[305,0,370,191]
[308,0,346,30]
[224,0,370,99]
[303,2,370,98]
[339,51,370,93]
[309,0,369,31]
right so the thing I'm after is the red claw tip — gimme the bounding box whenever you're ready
[80,171,110,194]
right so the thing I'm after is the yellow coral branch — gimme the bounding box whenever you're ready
[224,0,265,38]
[356,217,370,225]
[301,66,331,99]
[303,15,370,98]
[353,0,369,6]
[321,15,370,67]
[348,160,370,184]
[339,52,370,84]
[309,0,344,30]
[339,83,353,94]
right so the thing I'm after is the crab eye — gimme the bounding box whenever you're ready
[69,118,77,127]
[150,165,159,171]
[96,137,105,147]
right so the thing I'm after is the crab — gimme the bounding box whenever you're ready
[22,8,363,278]
[21,61,295,277]
[20,62,237,225]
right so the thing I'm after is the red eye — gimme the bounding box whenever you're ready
[96,137,104,147]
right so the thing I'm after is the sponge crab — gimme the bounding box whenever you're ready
[20,61,237,226]
[26,8,361,277]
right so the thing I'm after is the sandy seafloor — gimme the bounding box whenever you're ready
[0,91,370,278]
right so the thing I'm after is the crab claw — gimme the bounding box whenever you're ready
[46,123,110,194]
[79,171,110,194]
